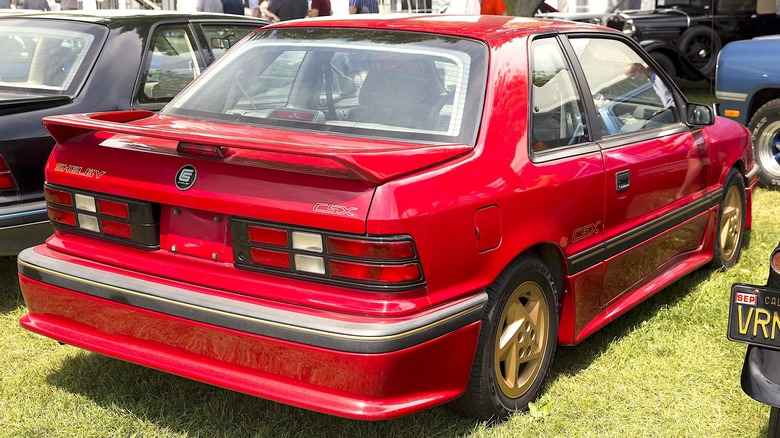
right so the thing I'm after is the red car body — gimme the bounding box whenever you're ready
[18,16,757,420]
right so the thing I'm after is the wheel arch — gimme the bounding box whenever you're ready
[514,242,567,308]
[747,88,780,123]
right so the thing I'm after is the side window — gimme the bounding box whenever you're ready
[569,37,678,137]
[200,25,259,59]
[139,26,202,104]
[530,37,588,152]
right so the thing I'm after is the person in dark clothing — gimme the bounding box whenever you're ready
[267,0,307,21]
[221,0,245,14]
[308,0,331,16]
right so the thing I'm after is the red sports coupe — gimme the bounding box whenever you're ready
[18,15,758,421]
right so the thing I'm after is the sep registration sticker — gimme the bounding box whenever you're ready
[728,284,780,349]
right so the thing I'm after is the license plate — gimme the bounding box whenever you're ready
[728,283,780,349]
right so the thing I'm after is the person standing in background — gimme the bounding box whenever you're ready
[348,0,377,13]
[267,0,307,21]
[480,0,506,15]
[221,0,245,14]
[24,0,50,10]
[196,0,223,12]
[59,0,78,10]
[308,0,330,16]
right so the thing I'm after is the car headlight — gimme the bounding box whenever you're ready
[622,21,636,37]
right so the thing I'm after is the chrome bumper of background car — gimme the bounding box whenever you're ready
[0,201,51,255]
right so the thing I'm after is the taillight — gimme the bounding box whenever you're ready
[0,155,17,190]
[44,183,160,248]
[772,249,780,275]
[231,219,425,291]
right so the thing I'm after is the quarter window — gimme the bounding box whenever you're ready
[139,26,202,104]
[530,37,588,152]
[569,37,678,137]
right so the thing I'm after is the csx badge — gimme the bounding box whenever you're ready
[175,165,197,190]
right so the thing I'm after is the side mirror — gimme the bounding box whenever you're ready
[686,103,714,127]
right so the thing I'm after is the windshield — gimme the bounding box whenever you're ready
[0,19,106,95]
[163,28,488,144]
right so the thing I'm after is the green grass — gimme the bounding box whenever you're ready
[2,189,778,436]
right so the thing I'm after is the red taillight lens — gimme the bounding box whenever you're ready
[98,199,129,219]
[327,237,415,260]
[329,260,421,283]
[250,247,291,269]
[0,156,16,190]
[248,225,288,247]
[44,186,74,206]
[772,250,780,275]
[100,219,132,239]
[47,206,77,226]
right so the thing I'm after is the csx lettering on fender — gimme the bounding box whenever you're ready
[728,284,780,349]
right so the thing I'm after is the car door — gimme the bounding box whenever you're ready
[565,34,711,306]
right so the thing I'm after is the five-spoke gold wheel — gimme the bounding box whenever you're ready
[719,183,743,264]
[493,280,549,398]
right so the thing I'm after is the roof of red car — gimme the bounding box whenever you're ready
[269,14,606,44]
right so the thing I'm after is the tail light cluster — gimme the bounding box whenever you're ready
[231,218,425,291]
[44,183,160,249]
[0,155,17,191]
[772,248,780,275]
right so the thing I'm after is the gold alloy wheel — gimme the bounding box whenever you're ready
[493,280,549,398]
[719,184,743,263]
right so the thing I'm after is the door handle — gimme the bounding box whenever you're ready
[616,170,630,192]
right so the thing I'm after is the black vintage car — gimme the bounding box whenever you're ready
[728,243,780,435]
[0,11,268,255]
[606,0,780,80]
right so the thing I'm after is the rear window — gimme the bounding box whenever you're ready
[0,19,106,95]
[163,28,487,144]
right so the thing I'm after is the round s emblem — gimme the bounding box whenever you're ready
[175,165,197,191]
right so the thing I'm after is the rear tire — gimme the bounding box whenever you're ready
[748,99,780,189]
[450,256,558,421]
[709,168,745,269]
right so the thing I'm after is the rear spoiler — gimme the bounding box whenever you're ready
[42,111,474,186]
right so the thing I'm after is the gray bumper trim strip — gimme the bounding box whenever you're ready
[18,248,487,354]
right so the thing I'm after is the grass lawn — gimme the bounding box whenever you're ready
[1,84,773,437]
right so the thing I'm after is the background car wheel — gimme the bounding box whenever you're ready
[450,256,559,421]
[677,26,721,78]
[650,52,676,79]
[709,168,745,269]
[748,99,780,189]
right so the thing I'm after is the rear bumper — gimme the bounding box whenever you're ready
[0,201,51,255]
[17,246,486,419]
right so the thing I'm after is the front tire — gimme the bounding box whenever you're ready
[710,168,745,269]
[451,256,559,421]
[651,52,676,80]
[748,99,780,189]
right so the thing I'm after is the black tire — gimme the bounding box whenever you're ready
[677,26,722,78]
[709,168,746,269]
[450,256,559,421]
[651,52,677,80]
[748,98,780,189]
